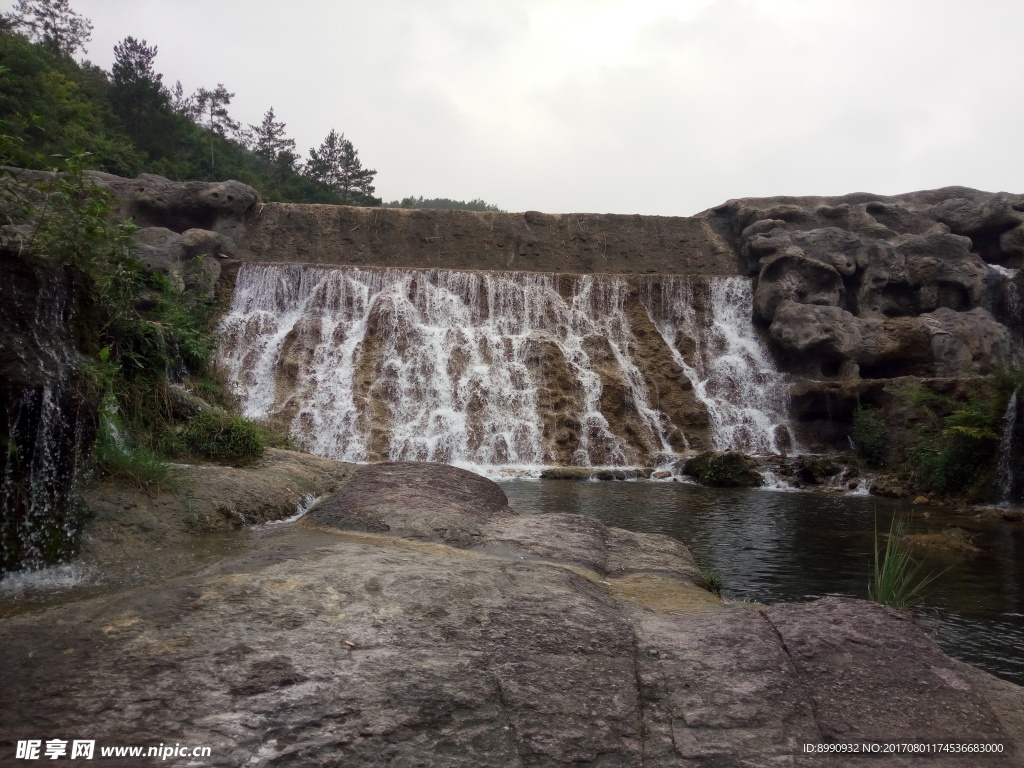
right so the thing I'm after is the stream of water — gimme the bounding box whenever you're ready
[501,479,1024,686]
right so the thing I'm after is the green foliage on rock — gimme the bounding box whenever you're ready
[178,411,269,462]
[699,568,724,596]
[851,405,888,468]
[902,387,1002,496]
[683,451,763,488]
[5,146,269,474]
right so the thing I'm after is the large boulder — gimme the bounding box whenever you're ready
[683,450,764,487]
[303,461,513,548]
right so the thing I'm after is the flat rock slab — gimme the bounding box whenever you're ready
[2,461,1022,766]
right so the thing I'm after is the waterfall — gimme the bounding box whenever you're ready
[1,262,92,573]
[218,264,797,472]
[995,387,1020,505]
[986,264,1023,360]
[639,275,797,454]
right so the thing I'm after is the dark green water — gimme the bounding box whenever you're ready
[500,479,1024,687]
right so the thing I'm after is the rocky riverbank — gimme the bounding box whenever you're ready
[3,461,1022,766]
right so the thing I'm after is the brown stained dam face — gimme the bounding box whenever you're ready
[238,204,741,276]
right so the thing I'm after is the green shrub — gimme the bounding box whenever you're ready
[904,395,1000,495]
[92,393,180,492]
[851,406,888,468]
[179,410,268,461]
[699,569,724,596]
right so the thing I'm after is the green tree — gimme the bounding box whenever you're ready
[4,0,92,57]
[245,107,296,166]
[306,128,379,205]
[0,31,140,173]
[384,195,504,212]
[109,37,175,160]
[194,83,239,169]
[169,79,197,119]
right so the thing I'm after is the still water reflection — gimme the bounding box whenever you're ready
[500,479,1024,686]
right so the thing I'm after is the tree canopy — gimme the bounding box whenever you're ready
[384,196,504,212]
[0,3,493,209]
[5,0,92,57]
[306,129,380,206]
[0,7,379,205]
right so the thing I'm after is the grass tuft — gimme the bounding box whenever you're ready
[869,514,947,611]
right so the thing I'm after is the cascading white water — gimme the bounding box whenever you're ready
[639,275,797,454]
[218,264,798,472]
[987,264,1023,362]
[218,265,682,471]
[995,387,1020,505]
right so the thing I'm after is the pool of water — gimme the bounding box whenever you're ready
[500,479,1024,686]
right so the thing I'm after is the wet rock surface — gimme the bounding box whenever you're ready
[80,448,357,570]
[3,461,1021,766]
[0,248,99,572]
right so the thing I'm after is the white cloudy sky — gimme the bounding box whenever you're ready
[73,0,1023,215]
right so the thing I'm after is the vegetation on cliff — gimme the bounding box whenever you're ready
[1,143,273,569]
[0,2,378,205]
[851,377,1022,501]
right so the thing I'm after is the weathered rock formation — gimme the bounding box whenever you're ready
[91,171,260,245]
[88,172,260,302]
[3,462,1022,766]
[704,187,1023,380]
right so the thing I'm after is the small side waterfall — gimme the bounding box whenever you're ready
[986,264,1023,360]
[218,264,798,472]
[639,275,797,454]
[1,258,93,572]
[995,387,1020,505]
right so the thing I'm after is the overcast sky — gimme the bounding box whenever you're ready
[73,0,1023,215]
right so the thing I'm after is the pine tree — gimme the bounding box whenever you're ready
[4,0,93,56]
[306,129,378,205]
[169,80,198,119]
[245,107,296,166]
[109,37,171,155]
[193,84,239,169]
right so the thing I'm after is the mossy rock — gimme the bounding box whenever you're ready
[683,451,763,488]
